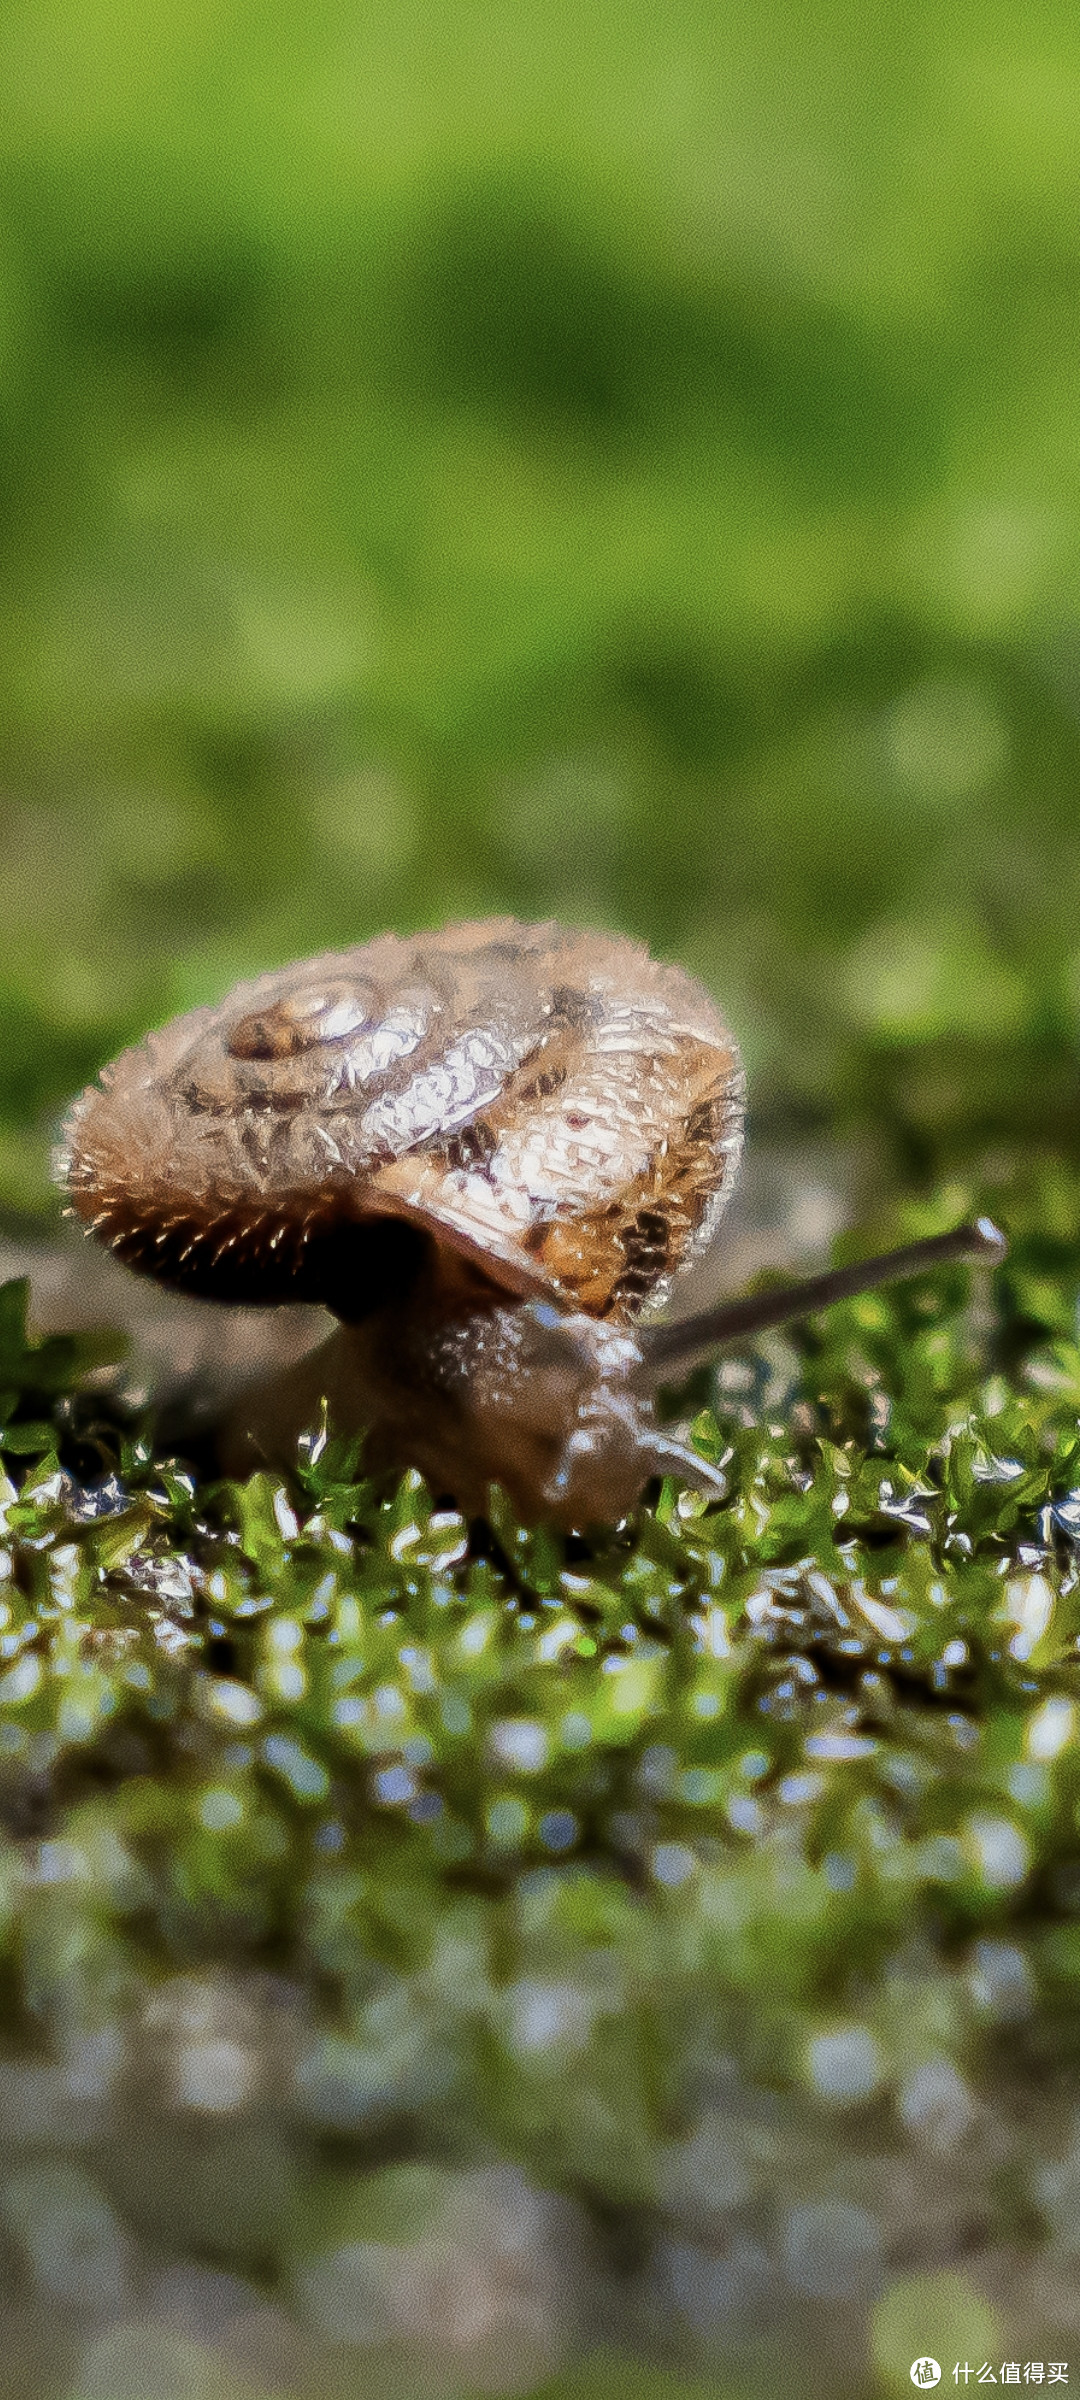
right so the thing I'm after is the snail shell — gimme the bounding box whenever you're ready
[62,918,744,1328]
[60,919,745,1525]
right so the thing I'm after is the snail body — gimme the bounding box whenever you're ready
[60,918,1003,1527]
[227,1295,689,1526]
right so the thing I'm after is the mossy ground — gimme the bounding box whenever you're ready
[3,1172,1080,2393]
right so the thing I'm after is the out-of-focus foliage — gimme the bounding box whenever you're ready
[2,0,1080,1212]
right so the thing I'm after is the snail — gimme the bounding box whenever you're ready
[59,918,1004,1527]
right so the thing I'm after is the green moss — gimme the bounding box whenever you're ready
[1,1179,1079,2113]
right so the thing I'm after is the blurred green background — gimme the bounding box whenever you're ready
[2,0,1080,1219]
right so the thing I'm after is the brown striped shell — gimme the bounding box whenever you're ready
[60,919,744,1327]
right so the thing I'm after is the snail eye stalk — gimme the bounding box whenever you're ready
[638,1219,1007,1380]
